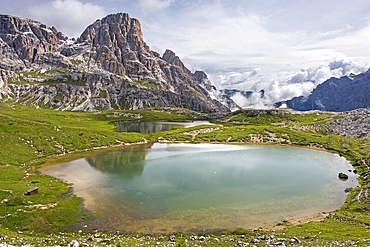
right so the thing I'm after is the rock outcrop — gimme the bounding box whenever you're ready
[276,70,370,112]
[0,14,67,68]
[325,108,370,139]
[0,13,237,112]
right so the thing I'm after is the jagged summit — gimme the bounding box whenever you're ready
[162,49,192,75]
[77,12,146,53]
[0,13,238,112]
[63,12,158,81]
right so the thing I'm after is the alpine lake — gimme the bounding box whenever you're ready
[39,121,358,235]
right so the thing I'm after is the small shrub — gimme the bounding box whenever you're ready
[6,195,25,206]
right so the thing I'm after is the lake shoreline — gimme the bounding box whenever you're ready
[39,141,356,234]
[263,212,330,231]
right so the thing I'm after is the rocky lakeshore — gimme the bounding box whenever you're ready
[0,229,368,247]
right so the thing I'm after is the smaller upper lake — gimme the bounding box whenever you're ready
[112,121,215,134]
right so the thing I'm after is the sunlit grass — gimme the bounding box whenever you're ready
[0,107,368,244]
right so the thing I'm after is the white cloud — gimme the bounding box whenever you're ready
[137,0,174,14]
[217,68,263,88]
[24,0,108,38]
[318,24,354,39]
[283,57,368,88]
[231,57,369,109]
[139,1,370,95]
[142,2,278,61]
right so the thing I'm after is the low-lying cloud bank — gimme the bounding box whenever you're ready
[227,57,369,109]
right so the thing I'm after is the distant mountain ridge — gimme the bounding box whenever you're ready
[0,13,239,112]
[275,69,370,112]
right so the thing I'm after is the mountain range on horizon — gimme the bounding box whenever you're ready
[275,69,370,112]
[224,68,370,112]
[0,12,369,113]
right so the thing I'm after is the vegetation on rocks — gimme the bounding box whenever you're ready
[0,107,369,246]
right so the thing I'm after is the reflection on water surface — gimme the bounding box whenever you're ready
[40,143,358,234]
[112,121,215,134]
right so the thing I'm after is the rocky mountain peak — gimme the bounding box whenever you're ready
[193,71,209,84]
[162,49,191,75]
[0,14,67,69]
[0,13,238,113]
[101,12,131,24]
[67,12,156,79]
[162,49,176,63]
[78,13,145,49]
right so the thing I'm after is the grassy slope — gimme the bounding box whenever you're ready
[0,108,369,245]
[0,109,145,234]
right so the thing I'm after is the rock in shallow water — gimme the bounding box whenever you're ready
[344,187,353,193]
[338,172,349,180]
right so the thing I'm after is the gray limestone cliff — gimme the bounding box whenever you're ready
[0,14,67,70]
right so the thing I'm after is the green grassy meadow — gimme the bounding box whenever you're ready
[0,107,369,246]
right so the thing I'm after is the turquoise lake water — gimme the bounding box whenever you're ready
[40,143,358,234]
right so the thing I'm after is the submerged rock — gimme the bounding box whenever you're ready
[338,172,349,180]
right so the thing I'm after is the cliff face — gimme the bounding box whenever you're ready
[276,70,370,112]
[0,15,67,69]
[0,13,238,112]
[62,13,156,80]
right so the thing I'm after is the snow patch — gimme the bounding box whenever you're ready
[41,27,53,33]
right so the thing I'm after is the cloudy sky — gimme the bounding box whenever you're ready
[1,0,370,107]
